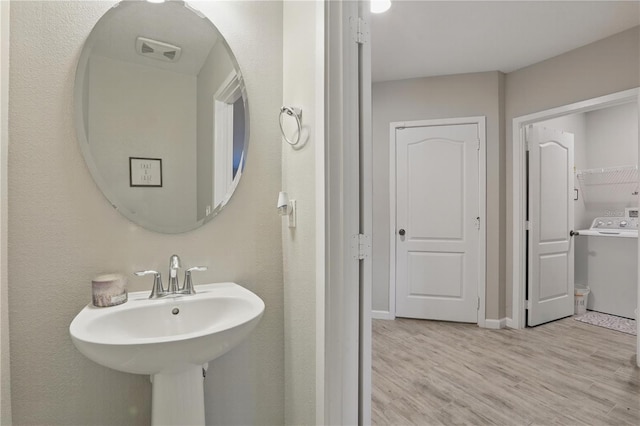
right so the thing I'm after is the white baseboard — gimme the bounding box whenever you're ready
[484,318,507,329]
[371,310,394,320]
[505,317,514,328]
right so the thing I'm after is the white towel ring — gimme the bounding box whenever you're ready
[279,106,302,146]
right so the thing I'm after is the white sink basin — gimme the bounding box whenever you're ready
[69,282,264,375]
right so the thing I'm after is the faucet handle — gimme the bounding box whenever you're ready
[134,270,159,277]
[186,266,207,273]
[180,266,208,295]
[134,270,165,299]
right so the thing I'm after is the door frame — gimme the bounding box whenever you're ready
[511,87,640,330]
[323,0,366,423]
[388,116,487,327]
[212,71,242,209]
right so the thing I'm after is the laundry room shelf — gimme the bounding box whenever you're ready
[576,165,639,204]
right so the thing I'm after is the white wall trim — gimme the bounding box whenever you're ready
[214,71,242,104]
[388,122,397,319]
[358,2,373,425]
[505,317,515,329]
[371,310,394,320]
[389,116,487,327]
[213,70,242,209]
[213,100,233,208]
[324,1,360,424]
[314,0,325,422]
[477,117,487,329]
[484,318,507,329]
[511,87,640,330]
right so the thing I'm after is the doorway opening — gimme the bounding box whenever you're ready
[511,88,640,329]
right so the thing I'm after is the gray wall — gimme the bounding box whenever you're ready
[372,71,506,320]
[88,54,198,229]
[8,1,284,424]
[0,1,9,423]
[505,26,640,317]
[586,102,639,170]
[282,1,322,423]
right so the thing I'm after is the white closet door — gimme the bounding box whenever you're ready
[527,126,575,327]
[395,123,480,323]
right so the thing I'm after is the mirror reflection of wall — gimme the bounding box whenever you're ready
[76,0,249,233]
[88,53,198,229]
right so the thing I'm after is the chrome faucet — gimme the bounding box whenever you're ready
[135,255,207,299]
[167,254,182,293]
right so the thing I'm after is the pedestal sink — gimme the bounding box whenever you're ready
[69,282,264,425]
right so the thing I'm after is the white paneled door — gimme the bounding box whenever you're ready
[395,122,481,323]
[527,126,575,327]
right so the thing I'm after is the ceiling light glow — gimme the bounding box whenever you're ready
[371,0,391,14]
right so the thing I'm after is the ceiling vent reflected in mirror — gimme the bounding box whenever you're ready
[135,36,182,63]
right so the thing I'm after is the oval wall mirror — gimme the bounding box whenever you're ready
[74,0,249,233]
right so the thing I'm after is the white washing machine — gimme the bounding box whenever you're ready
[576,214,638,319]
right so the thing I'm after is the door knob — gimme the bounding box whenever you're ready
[399,229,406,236]
[570,230,579,237]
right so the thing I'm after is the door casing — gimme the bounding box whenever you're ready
[511,87,640,330]
[389,116,487,327]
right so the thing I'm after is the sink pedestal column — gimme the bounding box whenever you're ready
[151,365,206,425]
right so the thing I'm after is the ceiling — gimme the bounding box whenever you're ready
[371,0,640,83]
[92,1,219,76]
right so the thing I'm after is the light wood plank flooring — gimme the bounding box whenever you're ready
[373,317,639,425]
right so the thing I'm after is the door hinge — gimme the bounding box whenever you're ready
[476,139,481,151]
[477,297,480,310]
[350,16,369,44]
[526,300,532,310]
[475,216,481,230]
[525,220,530,230]
[352,234,371,260]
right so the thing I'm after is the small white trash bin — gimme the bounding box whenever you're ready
[574,287,590,315]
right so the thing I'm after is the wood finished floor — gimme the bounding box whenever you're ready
[372,317,640,425]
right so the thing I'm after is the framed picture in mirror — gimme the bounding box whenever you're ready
[130,157,162,187]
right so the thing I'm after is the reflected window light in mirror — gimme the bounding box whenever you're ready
[371,0,392,14]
